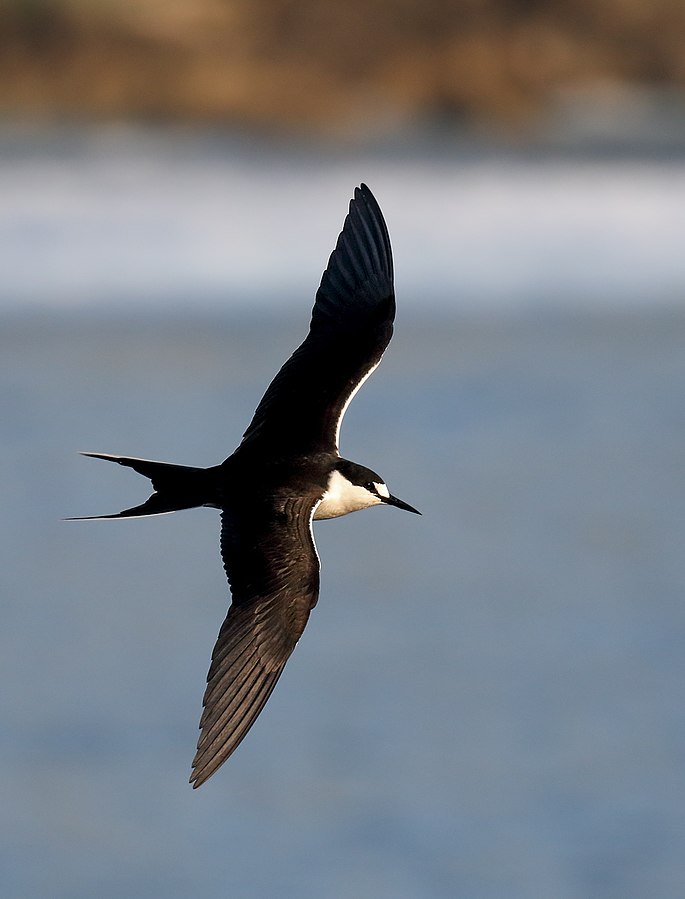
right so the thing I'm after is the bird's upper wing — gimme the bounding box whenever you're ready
[190,494,321,787]
[237,184,395,455]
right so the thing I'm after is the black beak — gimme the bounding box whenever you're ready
[384,494,421,515]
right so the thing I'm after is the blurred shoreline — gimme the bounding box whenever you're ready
[2,0,685,134]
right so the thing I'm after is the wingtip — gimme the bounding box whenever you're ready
[189,772,203,789]
[189,761,215,789]
[354,182,376,208]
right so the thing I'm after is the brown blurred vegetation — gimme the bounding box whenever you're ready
[1,0,685,133]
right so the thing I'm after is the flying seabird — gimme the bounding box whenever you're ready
[73,184,420,787]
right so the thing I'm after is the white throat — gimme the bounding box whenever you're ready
[313,470,383,520]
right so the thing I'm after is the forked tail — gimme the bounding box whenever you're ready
[69,453,219,519]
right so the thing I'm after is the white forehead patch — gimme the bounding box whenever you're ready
[374,482,390,498]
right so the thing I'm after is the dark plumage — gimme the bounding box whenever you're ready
[72,185,419,787]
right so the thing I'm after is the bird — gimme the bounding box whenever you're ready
[72,184,420,787]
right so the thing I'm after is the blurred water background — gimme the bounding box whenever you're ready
[2,2,685,897]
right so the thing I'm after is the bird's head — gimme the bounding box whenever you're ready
[314,459,421,520]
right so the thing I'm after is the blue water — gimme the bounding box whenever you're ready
[2,127,685,897]
[2,307,684,899]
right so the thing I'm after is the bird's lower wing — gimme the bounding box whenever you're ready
[189,599,293,787]
[190,497,321,787]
